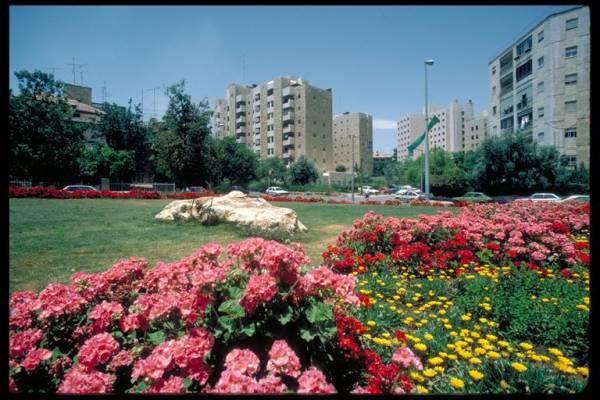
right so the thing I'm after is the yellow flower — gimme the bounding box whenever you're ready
[367,320,376,327]
[416,385,429,394]
[428,357,444,366]
[469,357,482,365]
[512,362,528,373]
[424,333,434,341]
[410,371,425,382]
[498,341,509,348]
[372,338,392,346]
[557,356,573,366]
[519,343,533,351]
[381,332,391,338]
[485,334,498,341]
[423,368,437,378]
[577,367,589,377]
[474,347,487,356]
[486,351,501,360]
[469,370,484,381]
[500,380,509,389]
[447,354,458,360]
[363,333,372,339]
[434,366,445,373]
[461,315,471,321]
[415,343,428,352]
[449,377,465,389]
[547,348,563,357]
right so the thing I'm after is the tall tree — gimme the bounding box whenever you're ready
[9,70,85,181]
[217,136,258,186]
[290,156,319,185]
[149,81,213,186]
[96,100,148,176]
[78,143,135,182]
[257,157,288,184]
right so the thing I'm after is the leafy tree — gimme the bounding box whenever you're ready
[9,70,85,181]
[149,81,213,186]
[78,143,135,182]
[217,136,258,186]
[96,100,148,175]
[335,165,346,172]
[257,157,288,184]
[290,156,319,185]
[382,161,403,185]
[373,158,393,176]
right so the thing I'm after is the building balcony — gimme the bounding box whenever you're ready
[236,115,246,124]
[283,136,295,147]
[236,126,246,135]
[236,105,246,113]
[282,149,295,159]
[253,122,261,131]
[282,86,295,98]
[267,141,275,149]
[254,105,260,113]
[235,94,245,104]
[283,111,294,122]
[267,94,274,103]
[283,124,294,134]
[253,92,260,101]
[236,136,246,144]
[282,99,294,109]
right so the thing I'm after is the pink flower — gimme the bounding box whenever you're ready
[149,376,186,393]
[297,367,336,394]
[9,376,18,392]
[257,374,288,393]
[133,292,179,321]
[77,333,120,370]
[239,273,277,314]
[36,283,87,320]
[266,340,302,378]
[224,348,261,376]
[57,365,116,393]
[9,329,43,358]
[211,369,261,393]
[109,350,134,371]
[88,301,124,331]
[391,346,423,370]
[132,340,176,381]
[20,348,52,371]
[9,291,38,330]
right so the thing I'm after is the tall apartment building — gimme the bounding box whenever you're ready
[488,6,590,167]
[464,111,489,151]
[397,100,481,160]
[332,112,373,175]
[213,76,333,172]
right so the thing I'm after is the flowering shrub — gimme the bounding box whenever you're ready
[9,238,418,394]
[8,186,218,200]
[323,202,590,394]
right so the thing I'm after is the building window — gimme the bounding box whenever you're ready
[566,18,578,30]
[537,57,544,68]
[492,106,497,116]
[567,155,577,166]
[492,86,496,96]
[516,36,532,57]
[516,60,533,82]
[565,46,578,58]
[538,107,545,118]
[537,131,544,141]
[492,66,497,75]
[565,73,577,86]
[538,30,544,42]
[564,128,577,138]
[565,100,577,113]
[537,81,544,93]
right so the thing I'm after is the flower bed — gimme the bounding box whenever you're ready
[322,202,589,394]
[9,238,423,394]
[8,186,217,200]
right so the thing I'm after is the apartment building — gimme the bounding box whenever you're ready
[488,6,590,167]
[332,112,373,175]
[397,100,481,159]
[464,111,489,150]
[213,76,333,172]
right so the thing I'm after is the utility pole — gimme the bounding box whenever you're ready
[146,87,160,119]
[424,59,434,200]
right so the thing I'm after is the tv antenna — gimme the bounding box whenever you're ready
[66,57,86,84]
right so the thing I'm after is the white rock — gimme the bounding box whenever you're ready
[155,191,307,233]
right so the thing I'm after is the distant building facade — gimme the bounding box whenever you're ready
[487,6,590,167]
[332,112,373,175]
[64,83,105,144]
[213,76,333,172]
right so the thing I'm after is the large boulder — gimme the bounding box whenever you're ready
[155,191,308,234]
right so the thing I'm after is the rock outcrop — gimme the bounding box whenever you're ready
[155,191,307,234]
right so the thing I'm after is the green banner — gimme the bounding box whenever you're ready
[407,115,441,155]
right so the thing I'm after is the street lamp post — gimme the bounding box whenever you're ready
[351,134,356,203]
[424,59,434,200]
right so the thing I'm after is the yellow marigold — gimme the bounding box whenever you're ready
[381,332,391,338]
[512,362,528,373]
[434,366,445,373]
[469,357,482,365]
[423,368,437,378]
[372,338,392,346]
[469,370,484,381]
[486,351,501,360]
[410,371,425,383]
[367,320,376,327]
[461,315,471,321]
[500,380,509,389]
[416,385,429,394]
[498,341,509,348]
[444,324,453,329]
[577,367,589,377]
[363,333,372,339]
[547,348,563,357]
[424,333,434,340]
[470,332,480,338]
[449,377,465,389]
[428,357,444,366]
[415,343,428,352]
[519,342,533,351]
[474,347,487,356]
[557,356,573,366]
[447,354,458,360]
[485,334,498,341]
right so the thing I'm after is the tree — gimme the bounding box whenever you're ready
[257,157,288,184]
[382,161,403,185]
[96,100,148,176]
[290,156,319,185]
[373,158,393,176]
[217,136,258,186]
[78,143,135,182]
[149,81,213,186]
[335,165,346,172]
[9,70,85,181]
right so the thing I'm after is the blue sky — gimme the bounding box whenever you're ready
[9,5,575,153]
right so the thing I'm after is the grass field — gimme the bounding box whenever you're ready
[9,198,448,293]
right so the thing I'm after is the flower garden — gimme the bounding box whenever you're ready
[9,201,589,394]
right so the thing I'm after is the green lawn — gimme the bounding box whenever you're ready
[9,198,447,293]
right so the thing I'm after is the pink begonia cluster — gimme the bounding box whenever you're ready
[239,273,278,314]
[9,239,359,394]
[391,346,423,370]
[210,340,334,394]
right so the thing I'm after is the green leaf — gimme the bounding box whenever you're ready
[277,305,294,325]
[51,346,65,360]
[227,286,244,300]
[218,300,245,318]
[306,302,333,324]
[218,316,234,332]
[241,323,256,338]
[136,381,150,393]
[300,328,316,342]
[113,330,124,339]
[182,378,193,390]
[148,330,166,345]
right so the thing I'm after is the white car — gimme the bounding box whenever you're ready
[359,186,379,195]
[399,185,421,193]
[265,186,289,196]
[561,195,590,203]
[62,185,98,192]
[514,193,561,202]
[394,190,424,202]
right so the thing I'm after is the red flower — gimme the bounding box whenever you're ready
[395,330,407,342]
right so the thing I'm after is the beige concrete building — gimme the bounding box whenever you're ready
[463,111,489,150]
[397,114,426,160]
[488,6,590,167]
[332,112,373,175]
[213,76,333,172]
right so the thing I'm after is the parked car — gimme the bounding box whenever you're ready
[265,186,289,196]
[561,195,590,203]
[358,186,379,195]
[452,192,492,203]
[394,190,424,202]
[514,193,561,202]
[62,185,98,192]
[229,185,248,195]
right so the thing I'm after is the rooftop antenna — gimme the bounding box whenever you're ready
[146,86,160,119]
[66,57,86,84]
[78,64,88,84]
